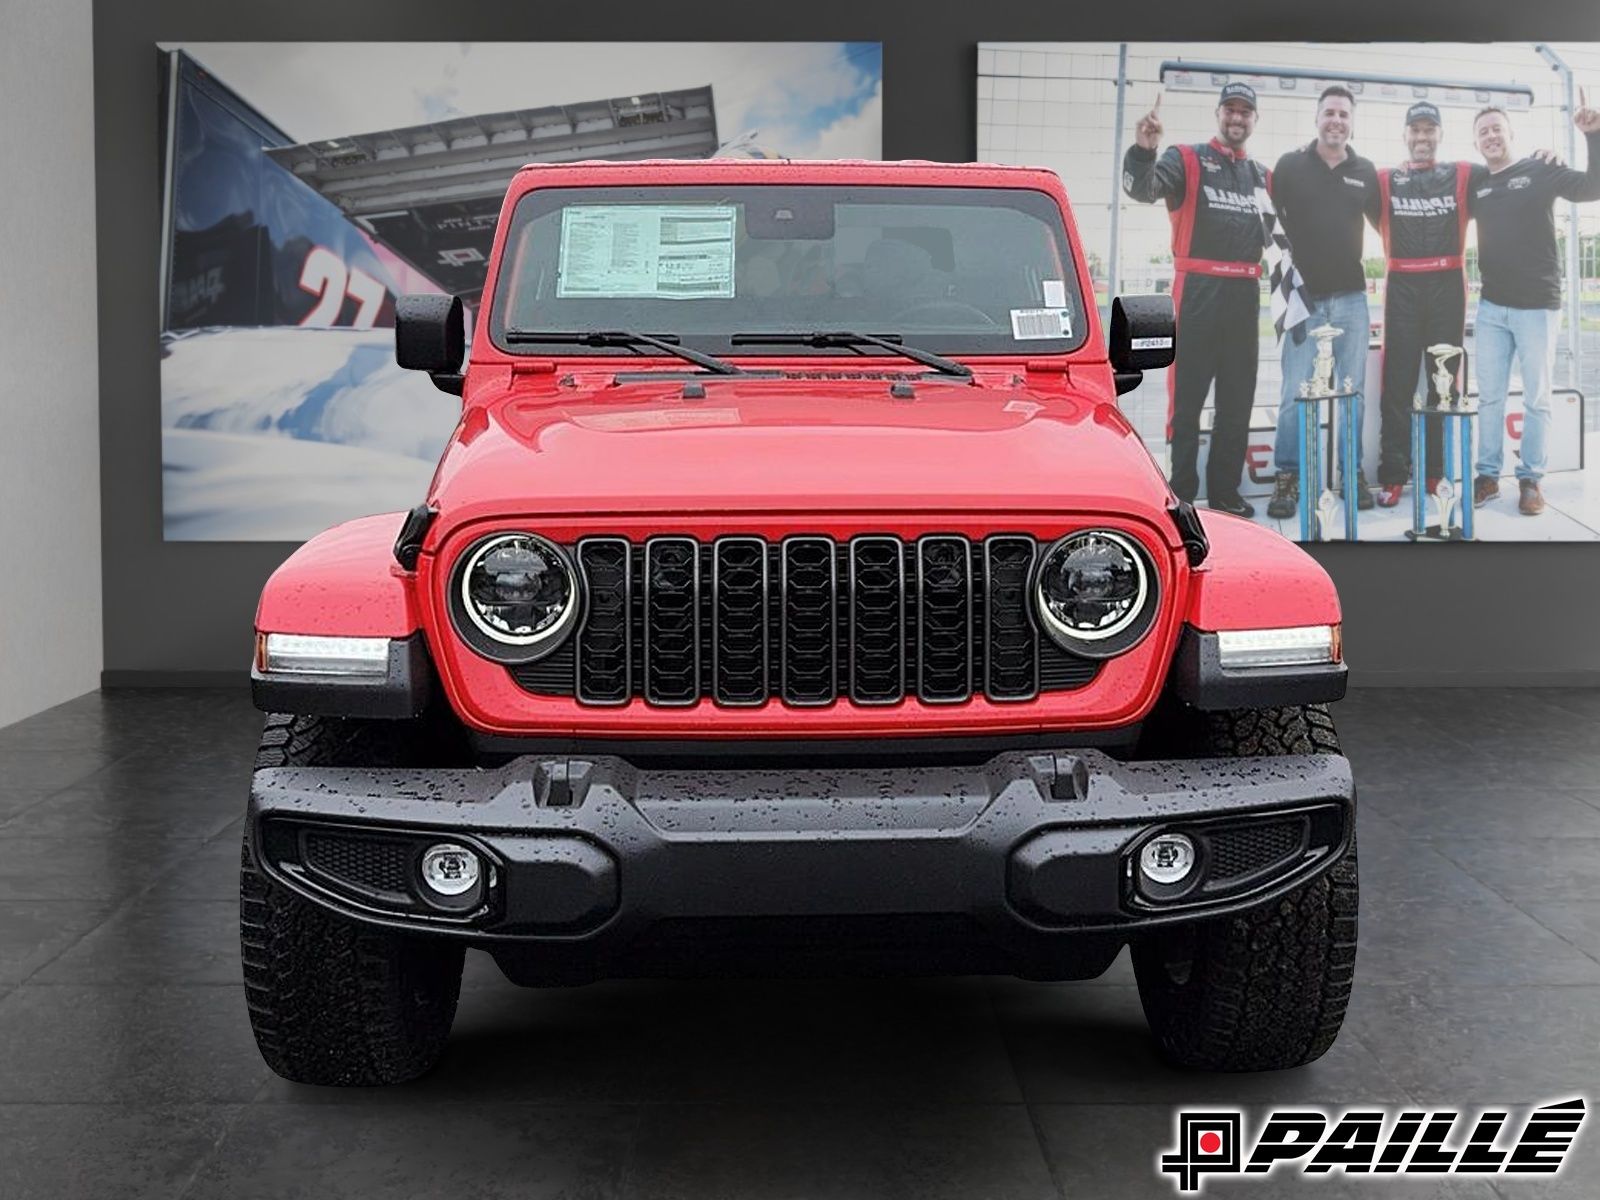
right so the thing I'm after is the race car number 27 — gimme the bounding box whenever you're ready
[298,246,387,330]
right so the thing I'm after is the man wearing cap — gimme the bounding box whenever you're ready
[1469,99,1600,516]
[1266,85,1381,520]
[1373,101,1473,508]
[1123,82,1267,517]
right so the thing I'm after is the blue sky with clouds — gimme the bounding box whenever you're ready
[167,42,882,159]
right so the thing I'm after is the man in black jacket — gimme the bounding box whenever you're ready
[1469,98,1600,516]
[1123,83,1266,517]
[1266,85,1380,520]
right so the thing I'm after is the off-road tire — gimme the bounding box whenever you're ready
[255,710,452,771]
[1132,703,1358,1072]
[242,712,465,1085]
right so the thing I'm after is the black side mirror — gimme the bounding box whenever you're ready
[395,294,465,396]
[1108,294,1175,396]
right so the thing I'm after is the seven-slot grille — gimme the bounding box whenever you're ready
[512,535,1102,706]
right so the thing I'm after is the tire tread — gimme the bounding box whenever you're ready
[242,713,463,1086]
[1133,703,1357,1072]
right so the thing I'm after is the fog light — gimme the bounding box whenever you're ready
[420,844,480,897]
[1139,834,1197,886]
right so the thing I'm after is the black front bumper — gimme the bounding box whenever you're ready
[248,748,1354,982]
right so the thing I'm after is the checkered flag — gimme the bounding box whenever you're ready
[1255,183,1312,344]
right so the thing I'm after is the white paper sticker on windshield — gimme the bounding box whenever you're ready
[1011,308,1073,340]
[1042,279,1067,308]
[557,205,736,299]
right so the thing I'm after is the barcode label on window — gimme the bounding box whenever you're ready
[1011,308,1072,340]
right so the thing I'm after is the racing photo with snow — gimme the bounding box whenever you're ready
[157,42,883,540]
[979,43,1600,542]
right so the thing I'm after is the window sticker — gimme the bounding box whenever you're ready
[1042,279,1068,308]
[1011,308,1073,340]
[557,205,737,299]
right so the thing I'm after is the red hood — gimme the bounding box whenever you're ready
[427,368,1174,530]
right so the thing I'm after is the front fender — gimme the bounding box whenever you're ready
[255,513,424,636]
[252,513,433,718]
[1169,513,1345,711]
[1184,512,1340,630]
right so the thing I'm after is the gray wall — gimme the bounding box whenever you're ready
[94,1,1600,688]
[2,0,102,727]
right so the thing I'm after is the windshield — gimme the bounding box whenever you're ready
[488,184,1087,358]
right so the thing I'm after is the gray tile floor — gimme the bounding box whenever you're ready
[0,687,1596,1198]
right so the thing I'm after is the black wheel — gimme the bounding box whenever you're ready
[242,712,465,1085]
[1131,704,1358,1071]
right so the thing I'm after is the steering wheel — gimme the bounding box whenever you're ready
[889,300,1001,328]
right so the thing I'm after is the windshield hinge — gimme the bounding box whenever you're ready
[393,504,438,571]
[1168,500,1210,568]
[511,360,557,376]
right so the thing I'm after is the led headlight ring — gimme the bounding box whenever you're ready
[451,532,581,664]
[1033,529,1157,658]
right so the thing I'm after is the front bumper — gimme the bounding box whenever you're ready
[248,747,1353,981]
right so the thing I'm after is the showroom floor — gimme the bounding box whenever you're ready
[0,688,1597,1199]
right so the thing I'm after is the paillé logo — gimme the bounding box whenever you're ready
[1158,1098,1585,1193]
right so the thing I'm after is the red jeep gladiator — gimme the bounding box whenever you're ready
[244,159,1354,1086]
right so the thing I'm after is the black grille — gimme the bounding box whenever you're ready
[782,537,837,705]
[850,538,905,704]
[917,537,972,703]
[512,641,575,695]
[575,538,630,704]
[514,535,1102,705]
[713,538,769,705]
[1039,643,1098,691]
[1207,820,1305,884]
[983,537,1038,701]
[303,833,414,897]
[644,538,700,705]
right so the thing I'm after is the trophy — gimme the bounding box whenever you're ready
[1308,324,1340,395]
[1296,324,1358,541]
[1427,343,1465,412]
[1405,343,1476,542]
[1431,474,1458,535]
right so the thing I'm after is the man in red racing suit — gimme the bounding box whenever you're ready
[1373,102,1472,506]
[1123,82,1267,518]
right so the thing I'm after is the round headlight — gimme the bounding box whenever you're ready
[1034,530,1156,656]
[455,533,580,660]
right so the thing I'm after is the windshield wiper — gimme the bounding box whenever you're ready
[729,331,972,379]
[503,330,744,375]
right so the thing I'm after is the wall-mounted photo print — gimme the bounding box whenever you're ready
[158,41,883,540]
[979,43,1600,542]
